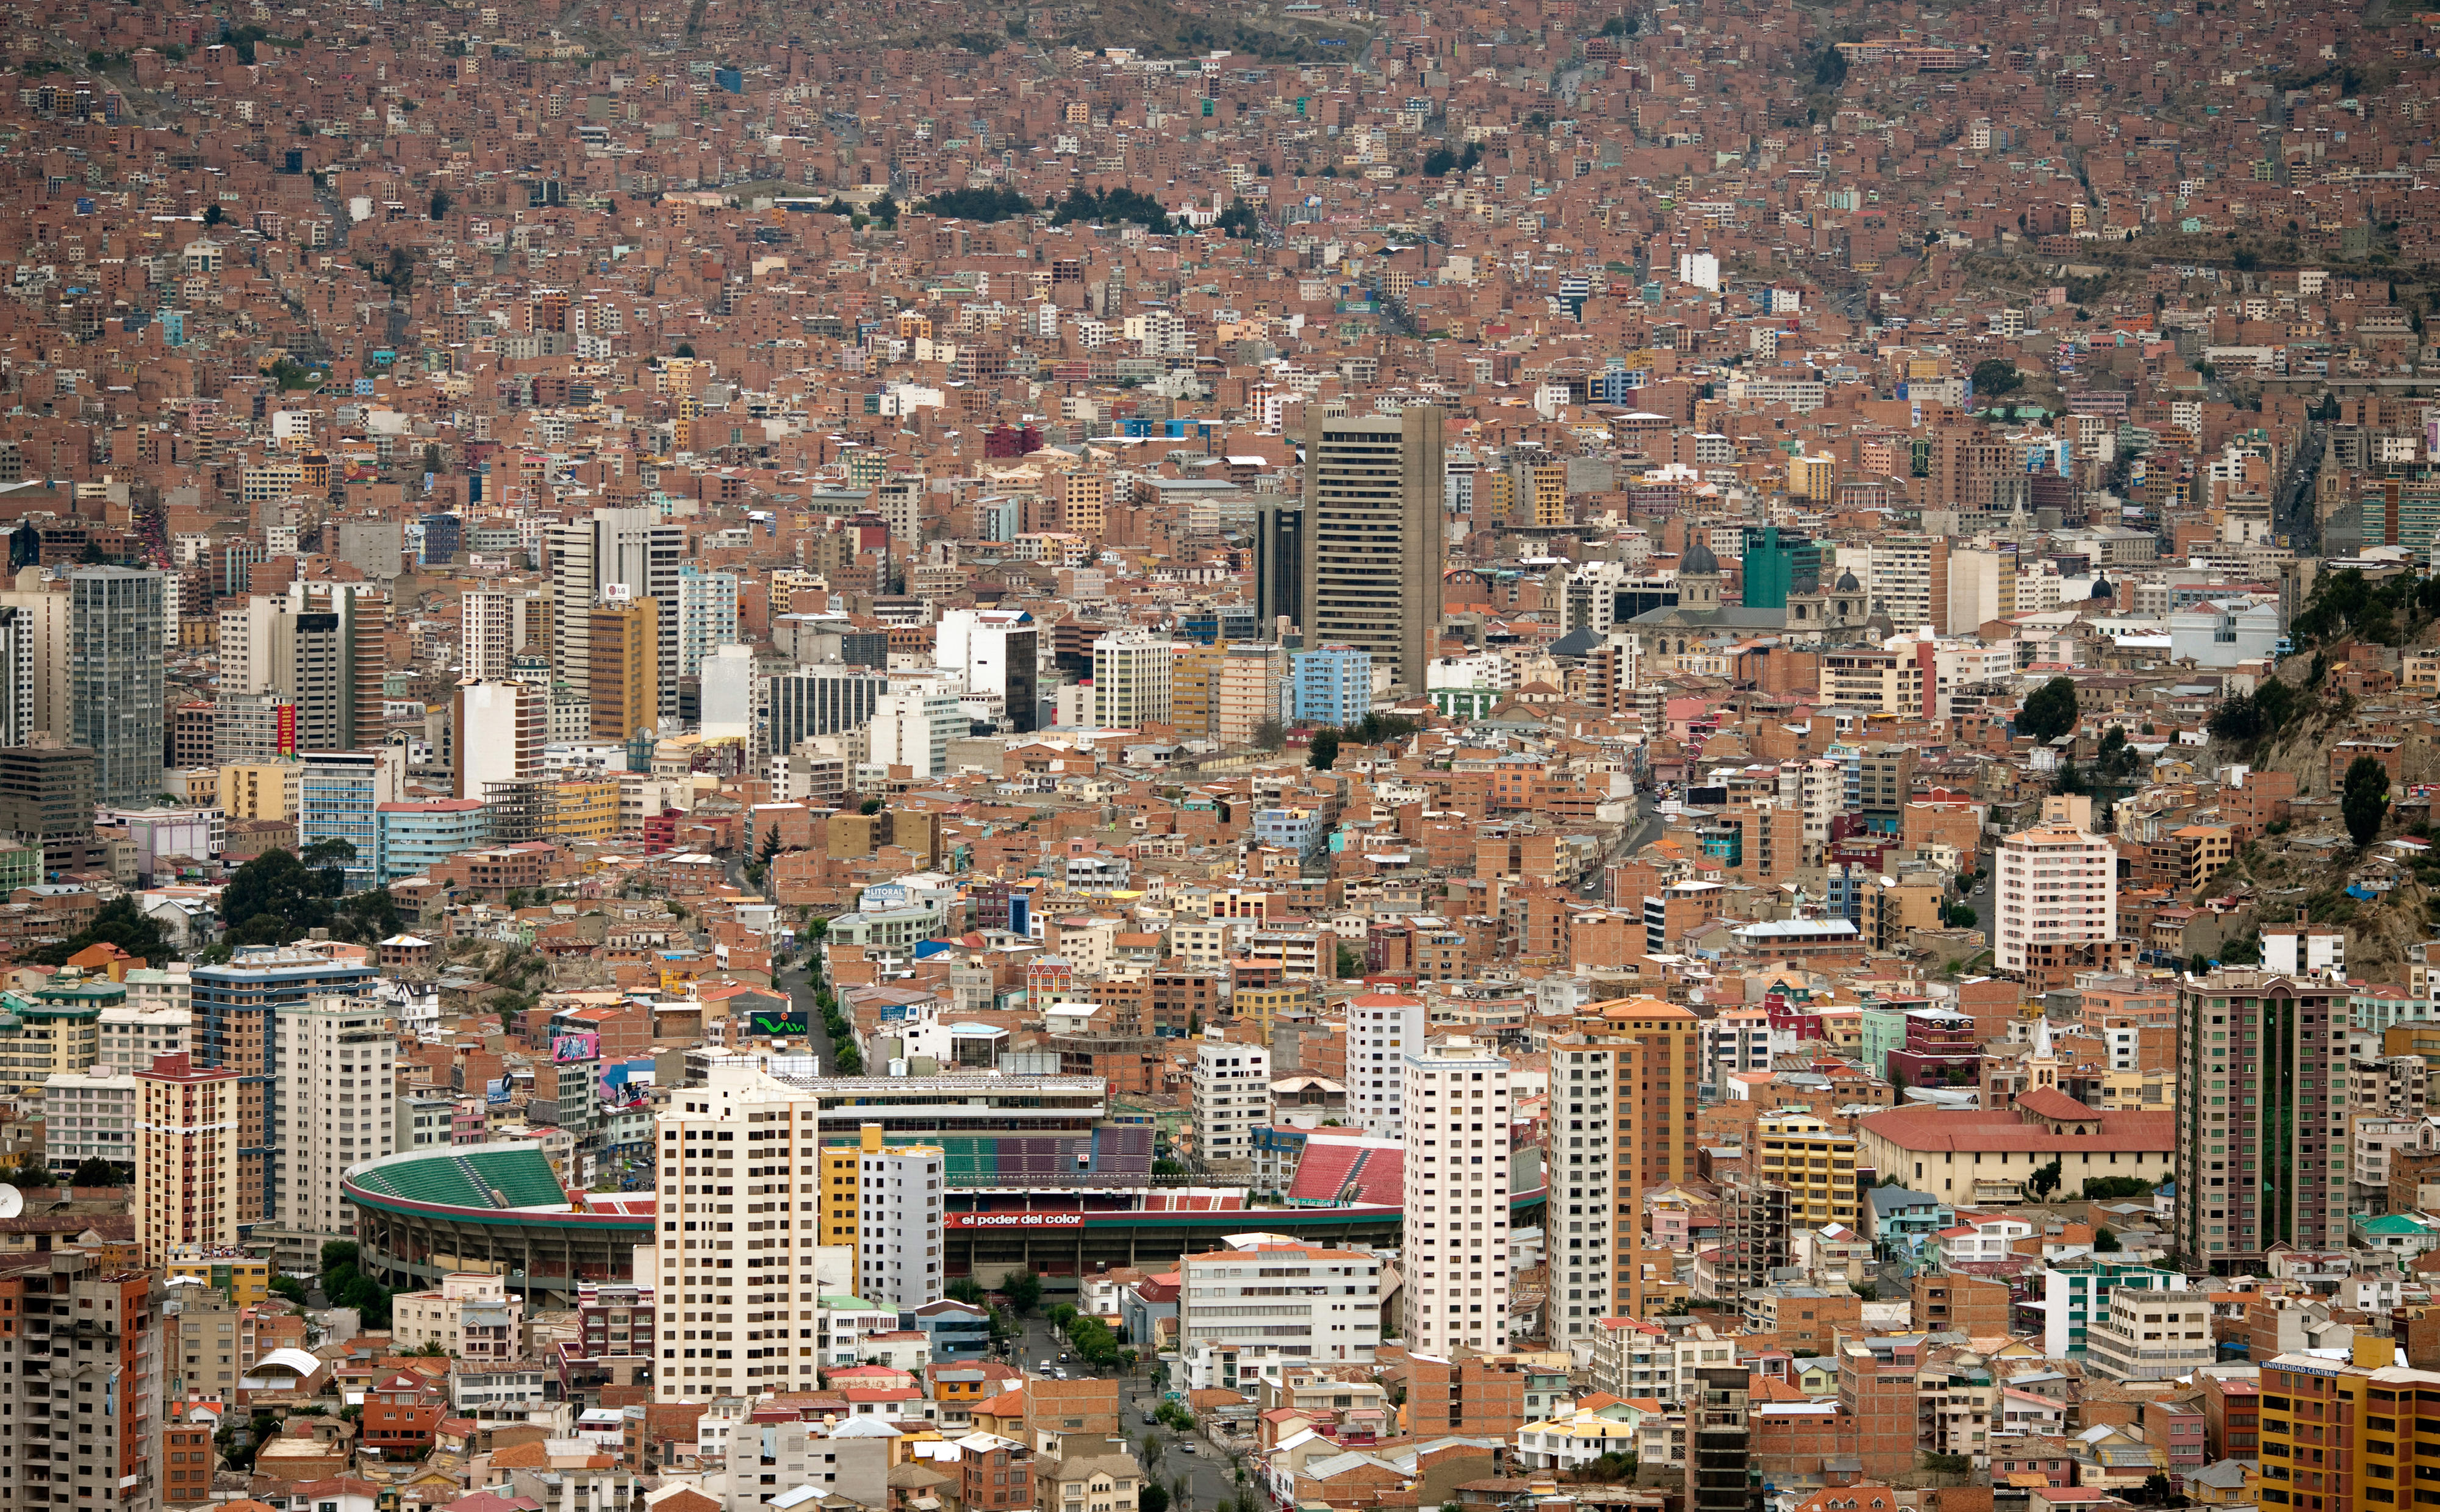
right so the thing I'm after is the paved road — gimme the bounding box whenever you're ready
[1004,1314,1254,1512]
[774,957,838,1071]
[1964,865,1993,934]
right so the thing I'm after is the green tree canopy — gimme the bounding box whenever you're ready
[2345,754,2392,847]
[1970,357,2023,396]
[2018,676,2080,743]
[1050,187,1175,234]
[916,185,1035,223]
[1001,1268,1042,1314]
[24,895,171,967]
[1308,728,1341,770]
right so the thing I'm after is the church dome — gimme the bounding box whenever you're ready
[1681,539,1719,575]
[1835,568,1860,593]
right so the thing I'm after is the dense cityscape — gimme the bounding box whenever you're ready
[0,0,2429,1508]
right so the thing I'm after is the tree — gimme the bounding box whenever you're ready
[1141,1435,1166,1475]
[2139,1473,2172,1504]
[221,848,343,945]
[859,797,885,815]
[1140,1484,1171,1512]
[2346,754,2392,847]
[2018,676,2080,743]
[2083,1175,2153,1200]
[1812,46,1848,87]
[1002,1269,1042,1314]
[68,1158,121,1188]
[1050,186,1175,234]
[429,190,453,221]
[1970,357,2024,396]
[2026,1156,2064,1200]
[2095,1226,2124,1253]
[1422,145,1458,176]
[1214,199,1260,238]
[267,1275,308,1305]
[673,342,696,359]
[1250,718,1284,751]
[24,895,171,967]
[916,185,1035,223]
[1335,943,1362,978]
[203,204,224,226]
[1308,728,1341,770]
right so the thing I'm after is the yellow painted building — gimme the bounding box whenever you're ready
[220,762,300,821]
[819,1145,861,1252]
[545,780,622,842]
[168,1252,271,1305]
[2259,1335,2431,1508]
[1754,1109,1860,1230]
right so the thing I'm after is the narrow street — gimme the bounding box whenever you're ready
[1006,1313,1256,1512]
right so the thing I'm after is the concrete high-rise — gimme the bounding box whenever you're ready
[1994,795,2121,986]
[1089,629,1174,729]
[1401,1034,1511,1356]
[2176,965,2351,1273]
[273,995,395,1255]
[0,568,70,738]
[1346,991,1426,1139]
[675,562,741,679]
[587,597,661,741]
[192,946,379,1234]
[935,608,1039,733]
[135,1051,241,1266]
[68,566,165,803]
[0,738,97,875]
[651,1064,825,1402]
[1544,997,1699,1345]
[0,606,35,748]
[550,507,683,721]
[868,687,964,777]
[461,589,528,681]
[453,679,547,800]
[701,644,758,743]
[1299,407,1445,693]
[855,1122,946,1311]
[0,1253,165,1512]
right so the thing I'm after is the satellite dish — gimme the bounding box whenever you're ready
[0,1186,25,1220]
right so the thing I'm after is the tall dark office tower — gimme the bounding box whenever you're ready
[1299,407,1446,693]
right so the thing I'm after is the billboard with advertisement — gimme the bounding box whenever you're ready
[746,1010,813,1036]
[276,703,298,756]
[946,1211,1086,1230]
[552,1031,599,1062]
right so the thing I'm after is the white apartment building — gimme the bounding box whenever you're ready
[1346,992,1426,1138]
[393,1272,528,1362]
[2083,1289,2215,1381]
[1402,1034,1512,1355]
[856,1123,946,1312]
[1549,1034,1629,1356]
[655,1064,826,1402]
[273,996,396,1246]
[1191,1034,1272,1165]
[1993,796,2120,975]
[43,1069,137,1176]
[461,589,524,680]
[121,966,192,1017]
[1175,1238,1384,1389]
[867,688,965,778]
[99,1004,191,1074]
[1089,629,1174,729]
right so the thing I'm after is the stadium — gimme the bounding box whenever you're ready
[345,1139,1548,1302]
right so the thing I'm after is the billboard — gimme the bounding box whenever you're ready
[553,1031,599,1062]
[946,1211,1086,1230]
[746,1010,813,1036]
[276,703,298,756]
